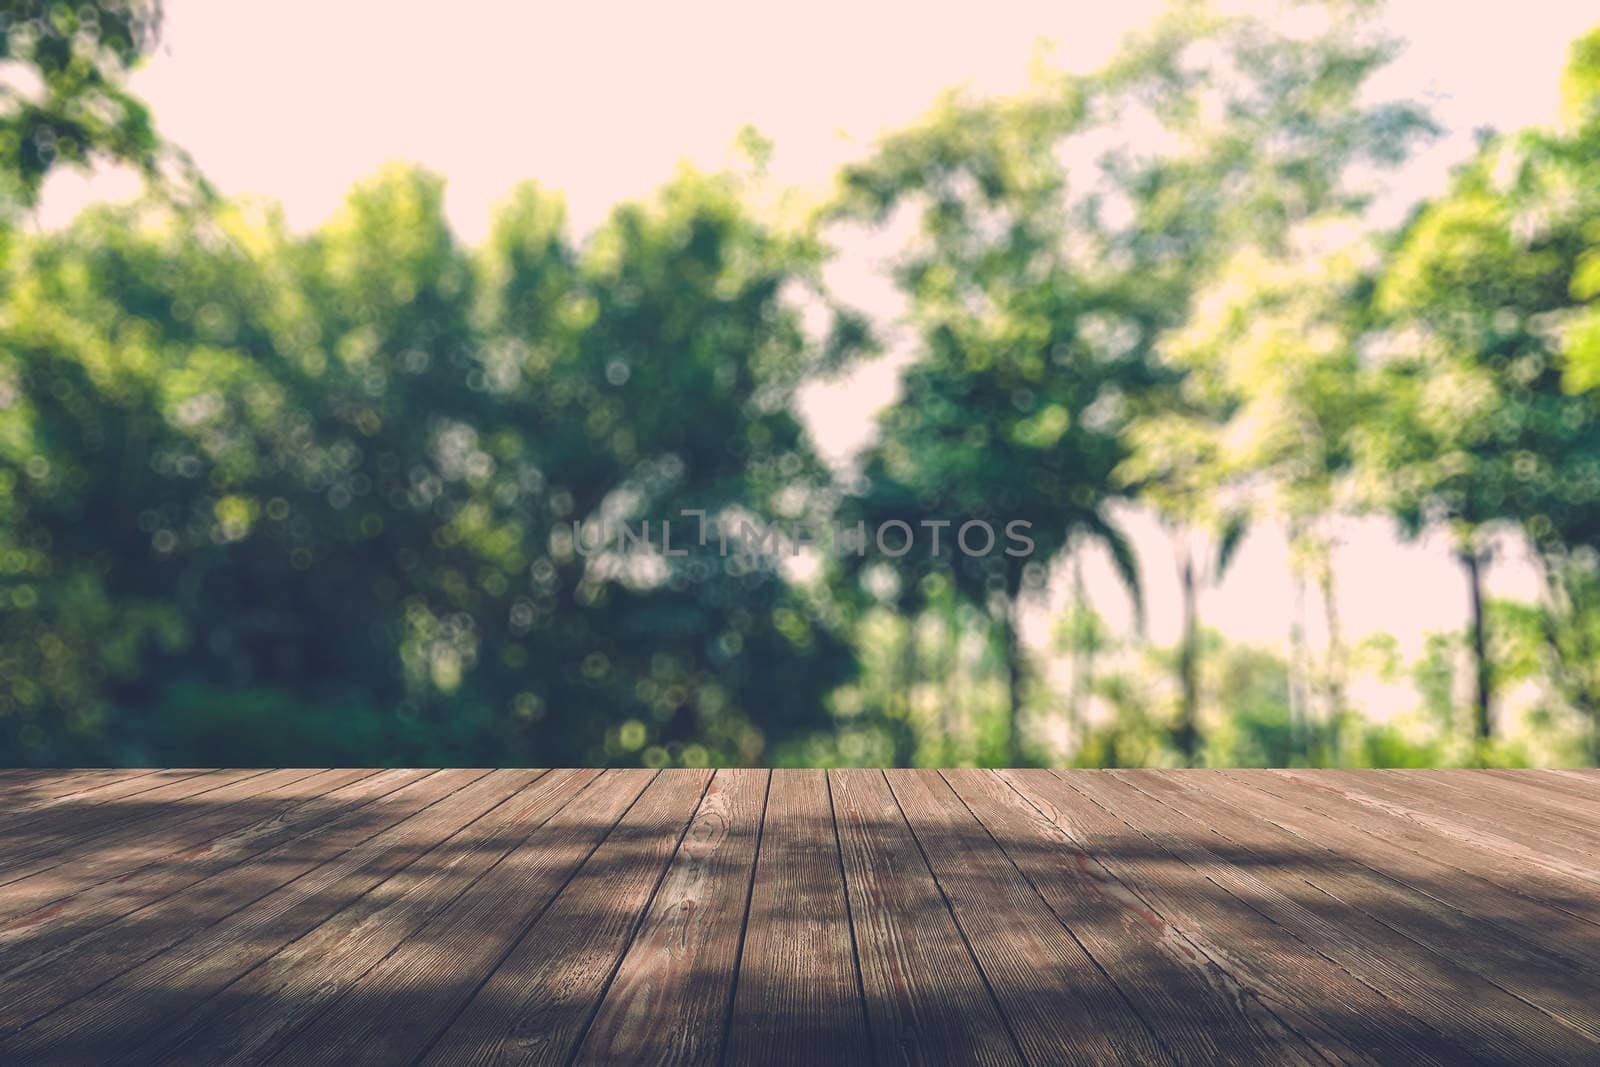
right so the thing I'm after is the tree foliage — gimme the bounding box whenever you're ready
[0,163,858,765]
[5,4,1600,769]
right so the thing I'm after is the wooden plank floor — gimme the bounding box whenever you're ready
[0,769,1597,1065]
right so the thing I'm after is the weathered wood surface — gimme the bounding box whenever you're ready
[0,768,1596,1065]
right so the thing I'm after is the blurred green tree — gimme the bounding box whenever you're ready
[834,0,1431,764]
[1,1,188,258]
[829,78,1147,765]
[1106,1,1433,763]
[2,0,160,188]
[1144,224,1379,761]
[1366,23,1600,755]
[6,2,1600,772]
[0,160,860,766]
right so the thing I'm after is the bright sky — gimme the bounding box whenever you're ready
[34,0,1600,692]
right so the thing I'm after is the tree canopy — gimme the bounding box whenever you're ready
[5,4,1600,770]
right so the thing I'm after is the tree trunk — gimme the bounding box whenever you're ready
[891,613,919,767]
[1535,555,1600,766]
[1288,521,1310,764]
[941,599,962,766]
[1459,541,1493,745]
[1000,596,1025,766]
[1067,553,1092,757]
[1592,690,1600,769]
[1315,545,1347,765]
[1289,580,1311,763]
[1176,547,1201,766]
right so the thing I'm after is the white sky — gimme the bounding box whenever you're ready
[33,0,1600,685]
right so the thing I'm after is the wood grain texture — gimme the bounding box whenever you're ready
[1475,768,1600,816]
[723,770,870,1067]
[3,769,1599,1066]
[0,770,175,835]
[1402,768,1600,845]
[1240,768,1600,932]
[1321,769,1600,859]
[886,769,1170,1066]
[1205,770,1600,971]
[127,768,609,1066]
[1286,769,1600,889]
[0,768,468,1045]
[0,770,144,809]
[1000,770,1443,1066]
[1076,770,1598,1065]
[418,768,711,1067]
[831,769,1023,1067]
[0,768,418,976]
[0,769,266,865]
[2,769,521,1063]
[253,767,650,1067]
[942,769,1325,1067]
[0,767,335,895]
[1128,770,1600,1052]
[569,769,769,1066]
[1385,770,1600,851]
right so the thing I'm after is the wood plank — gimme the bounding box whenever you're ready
[1321,769,1600,859]
[417,769,711,1067]
[243,766,652,1067]
[1235,769,1600,932]
[0,768,458,1038]
[1128,770,1600,1048]
[0,770,113,806]
[0,771,104,812]
[0,770,158,810]
[0,769,366,917]
[831,769,1022,1067]
[1540,768,1600,785]
[1398,769,1600,832]
[0,767,332,894]
[0,768,279,873]
[0,770,56,787]
[0,768,418,975]
[0,768,192,815]
[942,769,1324,1067]
[120,768,615,1066]
[569,768,769,1065]
[3,768,1597,1065]
[886,769,1170,1066]
[1073,770,1597,1065]
[999,770,1455,1066]
[1210,770,1600,958]
[723,769,871,1066]
[1386,770,1600,841]
[0,769,523,1062]
[1288,770,1600,887]
[1478,769,1600,811]
[0,769,214,843]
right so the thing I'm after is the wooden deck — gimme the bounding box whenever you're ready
[0,769,1597,1065]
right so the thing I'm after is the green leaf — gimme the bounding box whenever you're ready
[1215,510,1249,579]
[1088,514,1145,634]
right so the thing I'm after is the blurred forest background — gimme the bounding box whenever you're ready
[4,0,1600,769]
